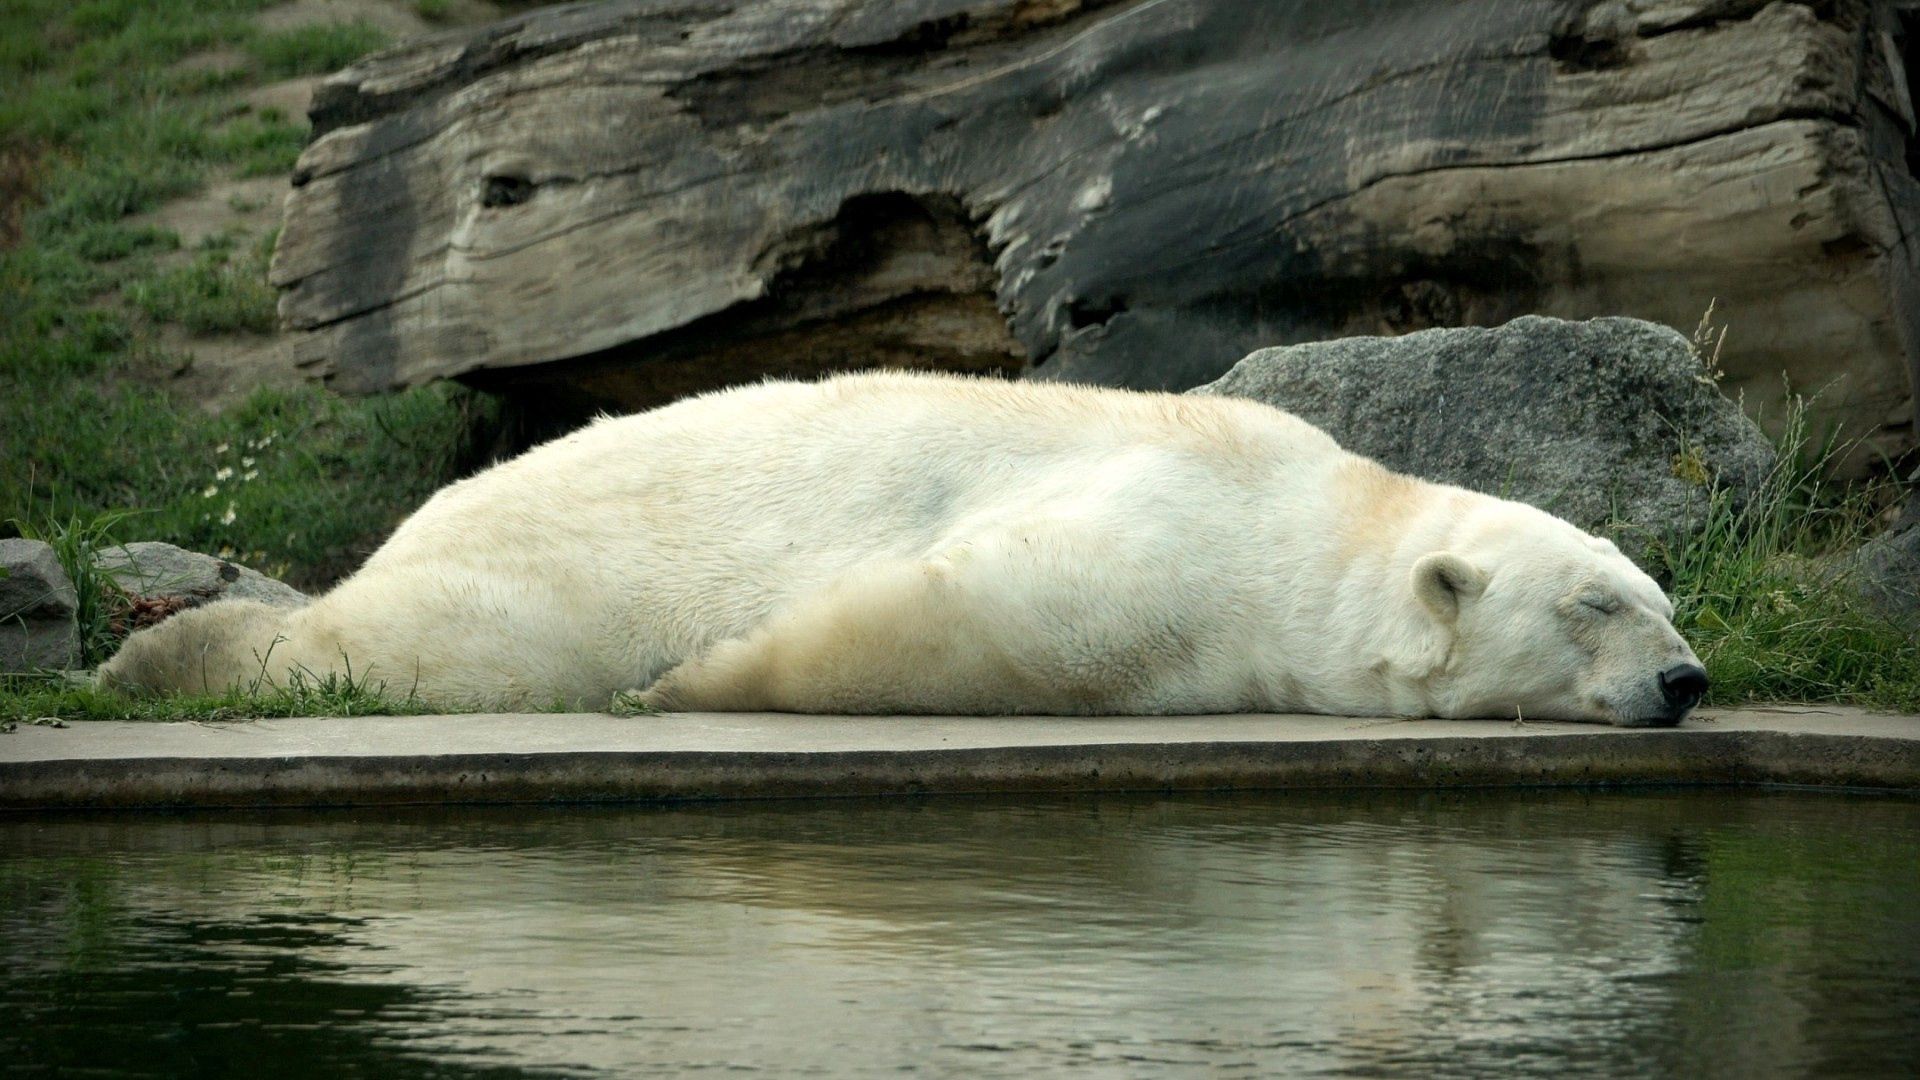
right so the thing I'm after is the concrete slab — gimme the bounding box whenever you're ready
[1,706,1915,810]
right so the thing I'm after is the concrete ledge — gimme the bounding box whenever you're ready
[1,707,1916,810]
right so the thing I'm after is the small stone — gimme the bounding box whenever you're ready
[0,538,80,672]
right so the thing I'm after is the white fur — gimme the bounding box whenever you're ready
[99,371,1702,723]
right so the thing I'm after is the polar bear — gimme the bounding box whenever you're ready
[100,370,1708,725]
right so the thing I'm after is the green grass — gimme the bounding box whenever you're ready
[5,380,498,591]
[0,1,491,594]
[209,109,308,177]
[1640,405,1920,711]
[1,669,436,725]
[247,19,389,77]
[71,220,180,262]
[126,231,279,332]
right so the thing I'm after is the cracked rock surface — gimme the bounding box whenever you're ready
[277,0,1918,458]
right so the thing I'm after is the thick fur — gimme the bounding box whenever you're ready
[99,371,1701,723]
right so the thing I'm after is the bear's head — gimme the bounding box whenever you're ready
[1412,502,1706,727]
[97,598,286,698]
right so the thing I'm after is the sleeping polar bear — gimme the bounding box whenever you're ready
[100,370,1708,725]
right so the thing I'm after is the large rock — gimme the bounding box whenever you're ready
[273,0,1918,465]
[93,543,308,610]
[0,539,79,672]
[1191,316,1775,546]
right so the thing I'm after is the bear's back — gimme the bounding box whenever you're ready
[366,370,1347,589]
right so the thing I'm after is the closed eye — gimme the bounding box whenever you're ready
[1582,598,1621,616]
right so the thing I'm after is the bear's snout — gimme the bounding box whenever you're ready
[1650,662,1709,725]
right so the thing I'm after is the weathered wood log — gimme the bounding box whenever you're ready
[274,0,1920,463]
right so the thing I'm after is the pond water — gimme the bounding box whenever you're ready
[4,790,1918,1078]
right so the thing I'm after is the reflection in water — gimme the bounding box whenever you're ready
[3,790,1917,1078]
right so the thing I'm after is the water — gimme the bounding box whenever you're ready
[3,790,1917,1078]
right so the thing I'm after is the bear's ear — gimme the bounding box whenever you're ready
[1411,552,1488,623]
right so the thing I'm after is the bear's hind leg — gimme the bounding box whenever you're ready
[640,549,1092,715]
[641,557,973,713]
[640,515,1190,715]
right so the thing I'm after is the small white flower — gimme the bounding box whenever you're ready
[243,470,258,481]
[219,503,237,526]
[214,442,231,454]
[215,466,234,481]
[241,457,255,468]
[202,484,219,498]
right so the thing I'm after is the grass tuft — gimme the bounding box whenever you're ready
[125,231,279,333]
[72,221,181,262]
[246,19,389,78]
[1641,402,1920,711]
[209,112,309,177]
[7,510,141,668]
[28,156,203,236]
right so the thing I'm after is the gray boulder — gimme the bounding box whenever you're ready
[1192,316,1774,550]
[1848,494,1920,630]
[93,543,307,610]
[0,538,79,672]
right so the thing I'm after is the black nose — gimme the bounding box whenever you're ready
[1660,663,1709,713]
